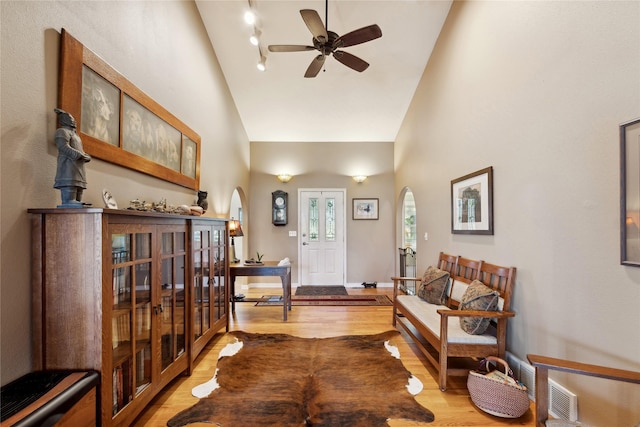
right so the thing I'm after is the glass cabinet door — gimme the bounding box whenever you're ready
[191,220,227,361]
[160,229,186,371]
[192,227,210,340]
[212,224,227,321]
[111,228,152,416]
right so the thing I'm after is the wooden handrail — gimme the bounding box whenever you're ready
[527,354,640,384]
[527,354,640,427]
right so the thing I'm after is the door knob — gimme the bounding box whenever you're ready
[302,242,309,246]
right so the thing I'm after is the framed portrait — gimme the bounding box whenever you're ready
[620,118,640,266]
[451,167,493,235]
[353,198,379,220]
[58,29,200,190]
[81,66,120,146]
[181,136,197,179]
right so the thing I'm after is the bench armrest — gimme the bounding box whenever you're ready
[391,277,421,297]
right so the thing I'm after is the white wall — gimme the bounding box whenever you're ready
[0,1,249,384]
[395,1,640,425]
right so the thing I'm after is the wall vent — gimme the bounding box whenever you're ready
[518,360,536,399]
[513,357,579,423]
[549,379,578,422]
[505,351,521,378]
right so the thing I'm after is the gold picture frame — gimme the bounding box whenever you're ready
[58,29,201,190]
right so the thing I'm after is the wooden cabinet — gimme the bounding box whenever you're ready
[29,208,228,426]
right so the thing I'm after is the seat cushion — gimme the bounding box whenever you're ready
[417,266,450,305]
[459,280,500,334]
[396,295,497,344]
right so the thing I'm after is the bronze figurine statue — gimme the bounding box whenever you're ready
[53,108,91,207]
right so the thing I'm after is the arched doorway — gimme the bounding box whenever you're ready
[402,188,416,250]
[398,187,417,294]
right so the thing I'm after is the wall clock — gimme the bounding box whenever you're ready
[272,190,287,226]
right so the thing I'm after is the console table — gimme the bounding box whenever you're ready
[230,262,292,321]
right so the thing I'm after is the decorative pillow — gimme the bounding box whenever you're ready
[417,266,450,305]
[459,280,500,335]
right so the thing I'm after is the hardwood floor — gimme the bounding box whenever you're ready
[133,286,534,426]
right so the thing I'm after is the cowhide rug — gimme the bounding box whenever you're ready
[167,330,434,426]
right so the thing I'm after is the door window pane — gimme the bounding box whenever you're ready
[325,198,335,241]
[309,198,319,241]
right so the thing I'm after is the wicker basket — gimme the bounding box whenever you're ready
[467,356,529,418]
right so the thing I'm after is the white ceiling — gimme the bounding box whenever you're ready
[195,0,452,142]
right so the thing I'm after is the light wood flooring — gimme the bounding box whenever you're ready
[134,286,535,426]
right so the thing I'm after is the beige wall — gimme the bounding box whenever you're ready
[1,1,249,384]
[396,1,640,425]
[249,141,395,285]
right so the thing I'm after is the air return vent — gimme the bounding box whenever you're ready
[518,360,536,399]
[515,358,578,422]
[549,380,578,421]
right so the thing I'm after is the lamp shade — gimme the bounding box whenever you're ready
[229,219,244,237]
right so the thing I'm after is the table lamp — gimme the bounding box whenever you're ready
[229,219,243,263]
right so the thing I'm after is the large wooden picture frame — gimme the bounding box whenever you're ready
[451,167,493,235]
[620,118,640,266]
[58,29,201,190]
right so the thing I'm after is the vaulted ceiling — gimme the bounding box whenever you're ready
[195,1,452,143]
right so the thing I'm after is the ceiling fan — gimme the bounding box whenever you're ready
[267,0,382,78]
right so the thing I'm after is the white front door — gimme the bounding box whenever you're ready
[299,189,346,286]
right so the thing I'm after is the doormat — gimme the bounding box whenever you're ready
[295,285,348,296]
[255,295,392,306]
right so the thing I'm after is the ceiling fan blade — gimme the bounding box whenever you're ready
[333,50,369,72]
[268,45,315,53]
[334,24,382,48]
[304,54,326,78]
[300,9,328,43]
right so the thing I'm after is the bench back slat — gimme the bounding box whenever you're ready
[437,252,458,276]
[449,257,482,308]
[477,262,516,311]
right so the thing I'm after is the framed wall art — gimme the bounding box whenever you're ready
[352,198,379,220]
[620,118,640,266]
[58,29,201,190]
[451,167,493,235]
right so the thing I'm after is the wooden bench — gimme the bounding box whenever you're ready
[392,252,517,391]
